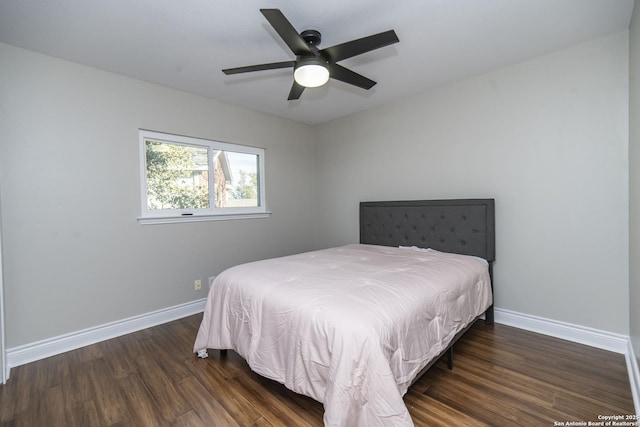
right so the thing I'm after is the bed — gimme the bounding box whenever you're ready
[194,199,495,426]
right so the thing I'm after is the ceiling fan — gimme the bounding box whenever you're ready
[222,9,399,100]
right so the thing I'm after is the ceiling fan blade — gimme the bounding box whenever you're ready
[287,81,305,100]
[321,30,399,63]
[260,9,312,56]
[327,64,376,90]
[222,61,296,75]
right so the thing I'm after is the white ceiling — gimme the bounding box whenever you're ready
[0,0,634,125]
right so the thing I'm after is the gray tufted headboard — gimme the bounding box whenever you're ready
[359,199,495,262]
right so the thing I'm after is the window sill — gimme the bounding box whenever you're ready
[138,211,272,225]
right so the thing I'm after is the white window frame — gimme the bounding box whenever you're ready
[138,130,269,224]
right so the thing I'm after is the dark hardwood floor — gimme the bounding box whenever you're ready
[0,314,634,426]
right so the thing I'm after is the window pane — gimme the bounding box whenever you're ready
[139,129,268,222]
[145,140,209,210]
[216,151,259,208]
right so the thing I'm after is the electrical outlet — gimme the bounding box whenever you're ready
[194,279,202,291]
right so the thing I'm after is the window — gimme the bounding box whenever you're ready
[139,130,268,224]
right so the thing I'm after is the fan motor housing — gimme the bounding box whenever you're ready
[300,29,321,47]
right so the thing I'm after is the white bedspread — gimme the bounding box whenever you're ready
[193,244,492,426]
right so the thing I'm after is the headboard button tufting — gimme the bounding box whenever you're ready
[359,199,495,262]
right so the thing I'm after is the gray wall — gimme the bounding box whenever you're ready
[0,43,318,347]
[314,32,630,334]
[630,2,640,366]
[0,28,634,350]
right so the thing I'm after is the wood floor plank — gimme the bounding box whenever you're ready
[65,401,103,427]
[87,357,132,426]
[9,363,37,416]
[182,358,266,425]
[231,374,323,427]
[404,393,488,427]
[96,337,137,380]
[170,410,206,427]
[61,357,95,414]
[0,315,634,426]
[250,417,277,427]
[423,358,569,422]
[142,335,193,383]
[118,373,167,427]
[456,325,631,402]
[420,364,556,425]
[175,375,241,427]
[43,386,67,426]
[133,355,191,423]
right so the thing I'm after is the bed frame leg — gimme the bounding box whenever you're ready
[447,346,453,370]
[486,263,495,325]
[485,304,495,325]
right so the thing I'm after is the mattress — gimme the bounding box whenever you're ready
[193,244,492,426]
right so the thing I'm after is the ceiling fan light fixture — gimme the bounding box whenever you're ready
[294,58,330,88]
[221,9,399,99]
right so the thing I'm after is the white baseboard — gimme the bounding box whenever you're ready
[5,298,206,379]
[494,308,629,354]
[627,339,640,416]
